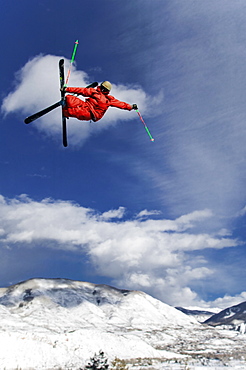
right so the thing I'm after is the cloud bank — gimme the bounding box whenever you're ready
[122,0,246,232]
[0,194,241,308]
[1,55,159,146]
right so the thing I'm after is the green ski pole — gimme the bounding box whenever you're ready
[136,109,154,142]
[65,40,79,86]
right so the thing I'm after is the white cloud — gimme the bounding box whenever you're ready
[136,209,161,219]
[207,291,246,310]
[1,55,159,146]
[100,207,125,220]
[0,194,240,307]
[122,0,246,233]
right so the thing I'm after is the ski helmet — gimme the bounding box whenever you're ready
[101,81,112,92]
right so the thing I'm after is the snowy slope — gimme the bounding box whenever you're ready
[175,306,219,323]
[0,278,196,330]
[0,278,194,369]
[204,300,246,327]
[0,278,245,370]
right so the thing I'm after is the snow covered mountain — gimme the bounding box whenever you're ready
[0,277,195,329]
[175,306,217,323]
[0,278,245,369]
[204,300,246,327]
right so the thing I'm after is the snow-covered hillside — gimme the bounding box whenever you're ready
[175,306,218,323]
[204,301,246,328]
[0,278,245,369]
[0,278,196,327]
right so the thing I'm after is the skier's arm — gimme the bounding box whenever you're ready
[109,97,134,111]
[65,86,96,97]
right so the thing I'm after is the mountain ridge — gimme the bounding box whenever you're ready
[0,278,245,369]
[204,300,246,327]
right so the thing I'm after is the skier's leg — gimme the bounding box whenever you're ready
[63,95,92,121]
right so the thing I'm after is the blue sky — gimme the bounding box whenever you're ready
[1,0,246,308]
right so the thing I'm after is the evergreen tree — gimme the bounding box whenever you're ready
[85,350,109,370]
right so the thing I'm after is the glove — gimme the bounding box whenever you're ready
[132,104,138,110]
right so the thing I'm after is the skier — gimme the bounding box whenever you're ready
[61,81,138,122]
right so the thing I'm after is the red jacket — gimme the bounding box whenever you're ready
[65,86,133,121]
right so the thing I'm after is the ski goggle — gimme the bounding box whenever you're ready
[100,85,110,93]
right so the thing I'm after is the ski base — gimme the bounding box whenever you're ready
[59,59,68,147]
[24,101,62,124]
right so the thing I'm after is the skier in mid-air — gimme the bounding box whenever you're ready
[62,81,138,122]
[24,53,153,146]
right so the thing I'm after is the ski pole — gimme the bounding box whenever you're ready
[136,109,154,142]
[65,40,79,86]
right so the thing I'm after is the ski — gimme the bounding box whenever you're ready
[24,101,62,124]
[88,82,98,88]
[24,82,98,125]
[59,59,67,147]
[74,81,98,92]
